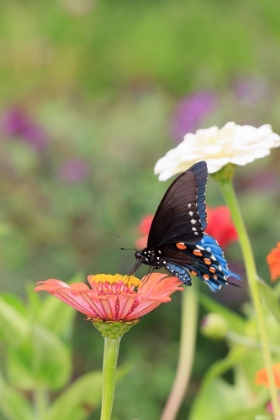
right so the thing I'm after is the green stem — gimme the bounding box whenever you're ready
[33,388,48,420]
[161,282,198,420]
[220,178,280,419]
[100,337,121,420]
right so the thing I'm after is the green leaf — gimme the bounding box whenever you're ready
[37,295,75,341]
[221,407,268,420]
[25,282,42,315]
[189,347,250,420]
[199,293,246,334]
[0,294,27,317]
[45,371,103,420]
[46,364,130,420]
[7,325,71,391]
[0,296,29,345]
[33,273,83,340]
[254,416,272,420]
[0,374,33,420]
[257,279,280,327]
[190,377,244,420]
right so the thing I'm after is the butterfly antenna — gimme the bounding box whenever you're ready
[117,235,137,251]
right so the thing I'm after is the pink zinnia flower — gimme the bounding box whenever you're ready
[34,273,183,322]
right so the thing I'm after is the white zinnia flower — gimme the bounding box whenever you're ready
[154,122,280,181]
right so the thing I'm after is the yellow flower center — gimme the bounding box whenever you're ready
[89,274,141,295]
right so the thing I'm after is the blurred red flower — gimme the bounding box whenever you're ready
[267,242,280,282]
[205,206,238,249]
[135,206,237,250]
[34,273,183,322]
[135,214,154,249]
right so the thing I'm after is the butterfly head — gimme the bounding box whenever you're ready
[135,248,163,269]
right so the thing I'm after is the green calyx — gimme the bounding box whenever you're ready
[91,319,139,338]
[211,163,237,182]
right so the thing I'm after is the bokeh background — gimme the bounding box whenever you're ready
[0,0,279,418]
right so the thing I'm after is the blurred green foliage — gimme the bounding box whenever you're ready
[0,282,129,420]
[0,0,279,418]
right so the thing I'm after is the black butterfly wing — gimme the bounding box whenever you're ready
[148,161,208,248]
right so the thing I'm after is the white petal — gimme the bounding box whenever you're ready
[154,122,280,179]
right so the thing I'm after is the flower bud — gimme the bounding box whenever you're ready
[200,313,229,340]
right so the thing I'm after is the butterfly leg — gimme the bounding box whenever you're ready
[129,260,142,276]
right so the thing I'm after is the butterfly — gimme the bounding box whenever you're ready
[132,161,242,292]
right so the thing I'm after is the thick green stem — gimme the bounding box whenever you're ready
[33,388,48,420]
[100,337,120,420]
[220,178,280,419]
[161,282,198,420]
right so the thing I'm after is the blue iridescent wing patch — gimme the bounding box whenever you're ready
[163,233,242,292]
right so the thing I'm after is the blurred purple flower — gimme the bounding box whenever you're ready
[58,159,90,183]
[233,77,268,103]
[1,107,48,151]
[236,171,278,193]
[170,91,217,142]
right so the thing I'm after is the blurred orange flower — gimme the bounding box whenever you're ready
[267,242,280,282]
[34,273,183,322]
[255,362,280,388]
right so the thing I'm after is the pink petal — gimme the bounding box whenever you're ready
[52,290,98,317]
[35,274,183,321]
[34,279,71,291]
[125,299,164,320]
[117,295,139,319]
[140,273,183,299]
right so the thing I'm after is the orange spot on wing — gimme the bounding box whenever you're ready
[209,267,216,273]
[176,242,187,250]
[203,258,211,265]
[203,274,210,281]
[193,249,202,257]
[213,274,218,280]
[191,270,197,276]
